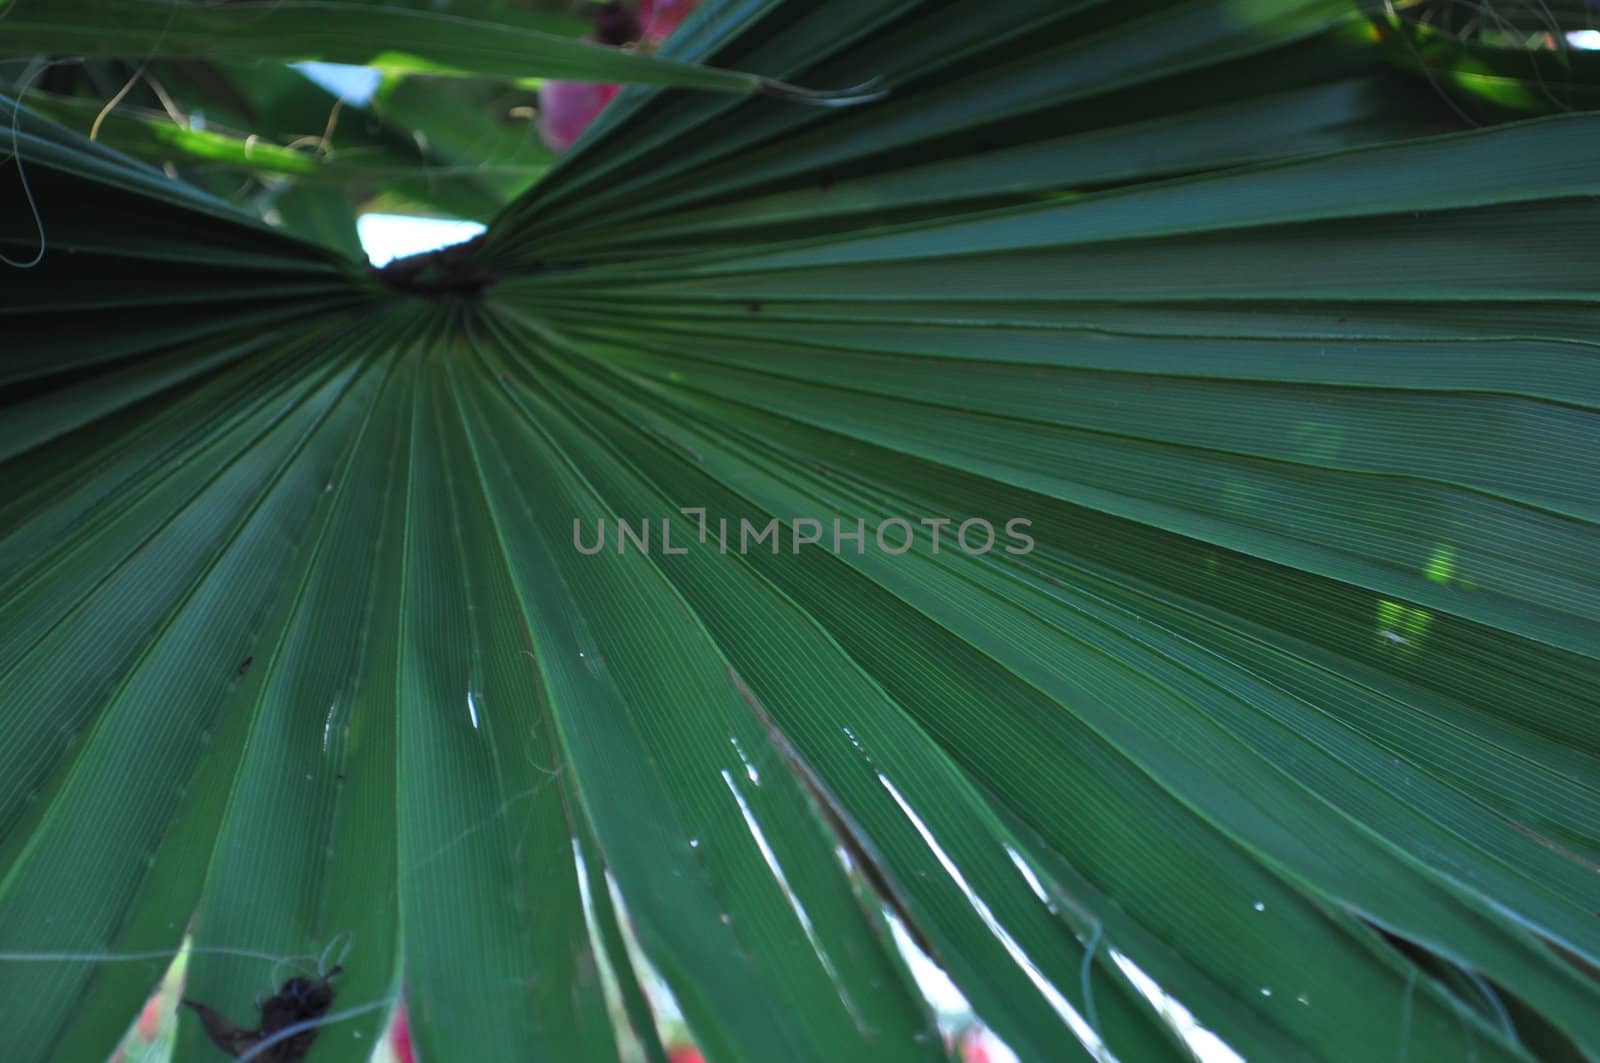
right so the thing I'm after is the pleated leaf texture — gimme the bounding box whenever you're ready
[2,2,1598,1062]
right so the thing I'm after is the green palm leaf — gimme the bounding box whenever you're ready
[2,1,1597,1061]
[0,0,781,93]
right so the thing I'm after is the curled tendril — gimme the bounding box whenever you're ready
[755,75,889,107]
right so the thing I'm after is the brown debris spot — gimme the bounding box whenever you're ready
[184,967,340,1061]
[374,235,497,301]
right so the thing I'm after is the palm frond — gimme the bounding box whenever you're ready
[2,2,1597,1062]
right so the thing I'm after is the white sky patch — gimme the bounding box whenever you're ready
[880,925,1024,1063]
[1110,950,1245,1063]
[877,774,1115,1063]
[293,62,382,105]
[357,214,487,266]
[720,769,858,1023]
[603,869,686,1024]
[886,912,971,1016]
[1005,845,1053,908]
[573,841,648,1063]
[729,736,761,784]
[1568,30,1600,50]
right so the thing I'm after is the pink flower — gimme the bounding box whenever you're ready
[536,1,698,152]
[538,80,623,152]
[959,1029,995,1063]
[135,994,165,1041]
[391,1004,414,1063]
[639,0,697,42]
